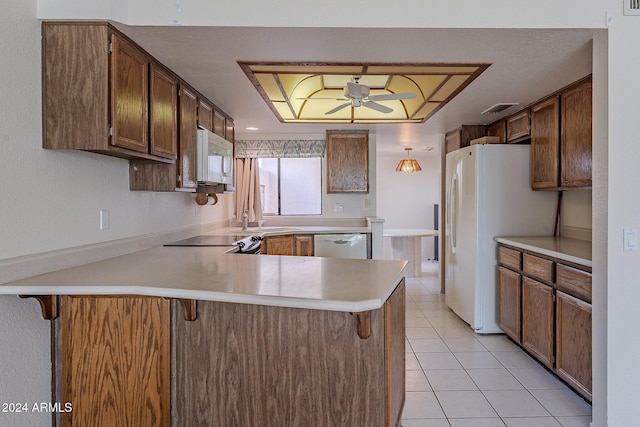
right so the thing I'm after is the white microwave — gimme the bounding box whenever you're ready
[196,127,234,188]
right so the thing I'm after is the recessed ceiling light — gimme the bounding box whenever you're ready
[245,126,259,131]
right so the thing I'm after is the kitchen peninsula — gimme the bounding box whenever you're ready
[1,246,407,427]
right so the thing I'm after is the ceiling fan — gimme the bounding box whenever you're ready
[301,77,417,115]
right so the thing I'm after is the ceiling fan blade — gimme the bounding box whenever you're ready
[368,92,417,101]
[325,102,351,115]
[296,97,349,101]
[363,101,393,114]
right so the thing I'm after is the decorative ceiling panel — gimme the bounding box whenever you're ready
[238,62,490,124]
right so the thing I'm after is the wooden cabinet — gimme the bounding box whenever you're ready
[225,119,235,143]
[262,235,294,255]
[262,234,316,256]
[530,77,592,190]
[149,63,178,160]
[444,125,486,154]
[110,34,150,154]
[294,234,314,256]
[52,295,171,427]
[497,266,522,343]
[497,243,592,401]
[530,96,561,189]
[506,109,531,142]
[198,98,214,131]
[42,22,178,163]
[560,79,592,188]
[326,131,369,193]
[521,277,554,368]
[174,281,405,426]
[556,290,592,400]
[177,85,198,189]
[213,109,226,137]
[487,120,506,143]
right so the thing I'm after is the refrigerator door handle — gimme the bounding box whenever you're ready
[449,173,458,254]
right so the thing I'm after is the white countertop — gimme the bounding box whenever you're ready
[494,236,592,268]
[384,229,439,237]
[0,246,408,312]
[210,225,372,238]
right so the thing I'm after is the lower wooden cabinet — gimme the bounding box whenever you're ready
[497,266,522,343]
[556,290,592,400]
[53,295,171,427]
[497,243,592,401]
[521,277,554,369]
[263,234,315,256]
[262,234,294,255]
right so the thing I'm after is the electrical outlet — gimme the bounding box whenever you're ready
[334,203,344,213]
[99,210,109,230]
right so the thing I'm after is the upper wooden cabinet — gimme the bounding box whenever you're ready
[326,131,369,193]
[530,77,592,190]
[530,96,561,189]
[444,125,486,154]
[198,98,214,132]
[149,64,178,160]
[42,22,177,163]
[506,109,531,142]
[225,119,235,143]
[561,79,592,188]
[213,110,226,137]
[487,120,506,143]
[178,85,199,189]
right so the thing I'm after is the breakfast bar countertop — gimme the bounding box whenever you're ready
[0,246,408,312]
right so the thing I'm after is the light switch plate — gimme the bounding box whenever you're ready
[623,228,638,251]
[99,210,109,230]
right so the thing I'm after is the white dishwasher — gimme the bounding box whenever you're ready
[313,234,368,259]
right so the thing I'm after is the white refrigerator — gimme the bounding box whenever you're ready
[445,144,557,334]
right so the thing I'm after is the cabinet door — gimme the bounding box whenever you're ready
[530,96,560,189]
[198,98,213,131]
[225,119,235,143]
[506,110,531,142]
[487,120,506,143]
[385,280,406,427]
[263,235,294,255]
[213,109,226,137]
[294,235,314,256]
[521,277,554,368]
[150,64,178,159]
[326,131,369,193]
[561,79,592,188]
[497,266,522,343]
[110,34,149,153]
[556,291,592,401]
[56,296,171,427]
[178,85,198,189]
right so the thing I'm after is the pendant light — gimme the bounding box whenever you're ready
[395,148,422,175]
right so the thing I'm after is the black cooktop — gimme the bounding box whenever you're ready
[164,235,240,247]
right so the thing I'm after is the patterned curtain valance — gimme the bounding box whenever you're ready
[234,140,326,158]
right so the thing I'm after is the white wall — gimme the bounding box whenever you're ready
[377,154,440,260]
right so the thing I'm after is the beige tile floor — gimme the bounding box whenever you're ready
[402,263,592,427]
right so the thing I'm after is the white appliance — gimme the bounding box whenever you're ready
[196,127,234,187]
[314,234,368,259]
[445,144,557,334]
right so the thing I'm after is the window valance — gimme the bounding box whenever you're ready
[234,140,325,158]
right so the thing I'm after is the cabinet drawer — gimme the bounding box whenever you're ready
[557,264,592,303]
[523,254,554,283]
[498,246,521,270]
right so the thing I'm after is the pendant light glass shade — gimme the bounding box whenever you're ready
[395,148,422,175]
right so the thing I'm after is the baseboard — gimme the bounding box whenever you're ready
[0,220,227,285]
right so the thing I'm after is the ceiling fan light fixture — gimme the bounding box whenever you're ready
[395,148,422,175]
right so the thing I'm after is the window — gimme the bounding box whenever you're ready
[259,157,322,215]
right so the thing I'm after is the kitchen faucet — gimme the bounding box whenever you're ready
[242,211,248,231]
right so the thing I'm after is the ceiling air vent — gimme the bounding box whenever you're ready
[480,103,519,115]
[624,0,640,15]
